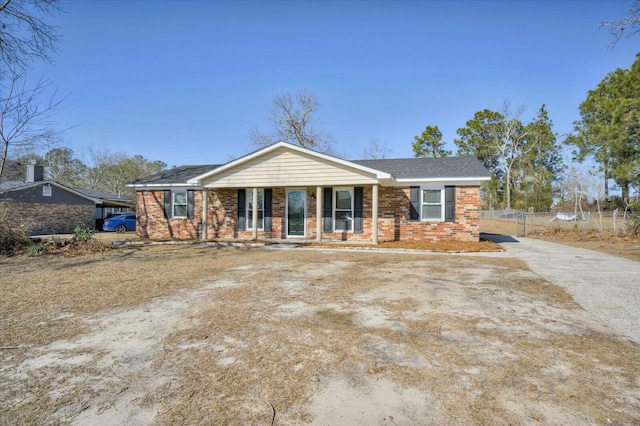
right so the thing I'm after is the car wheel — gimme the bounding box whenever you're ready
[115,225,127,233]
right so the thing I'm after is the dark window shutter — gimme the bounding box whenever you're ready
[409,186,420,221]
[163,190,171,219]
[354,187,363,233]
[237,189,246,231]
[445,186,456,222]
[323,187,333,233]
[187,190,195,219]
[264,188,272,232]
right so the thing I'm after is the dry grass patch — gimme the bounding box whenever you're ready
[1,247,639,425]
[311,239,502,252]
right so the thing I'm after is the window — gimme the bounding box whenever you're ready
[172,191,188,217]
[247,189,264,229]
[421,189,443,221]
[42,184,52,197]
[334,188,353,232]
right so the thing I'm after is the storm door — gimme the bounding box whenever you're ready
[286,190,306,237]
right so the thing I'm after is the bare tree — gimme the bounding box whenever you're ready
[0,0,61,74]
[361,137,393,159]
[82,145,166,199]
[0,72,64,182]
[0,0,64,183]
[602,0,640,47]
[250,89,334,154]
[492,102,535,210]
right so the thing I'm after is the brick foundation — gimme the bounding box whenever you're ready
[136,185,481,242]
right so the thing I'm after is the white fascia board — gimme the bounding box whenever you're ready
[186,141,392,184]
[385,177,489,187]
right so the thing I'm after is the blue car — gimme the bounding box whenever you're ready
[103,213,136,233]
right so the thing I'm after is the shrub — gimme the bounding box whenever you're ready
[73,223,95,243]
[26,241,45,256]
[0,218,31,255]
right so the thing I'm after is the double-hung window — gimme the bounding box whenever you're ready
[172,191,188,218]
[334,188,353,232]
[421,188,444,221]
[247,189,264,229]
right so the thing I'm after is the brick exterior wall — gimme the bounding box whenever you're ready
[0,200,95,235]
[377,186,480,242]
[136,185,481,242]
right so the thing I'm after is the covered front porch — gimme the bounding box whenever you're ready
[200,185,381,243]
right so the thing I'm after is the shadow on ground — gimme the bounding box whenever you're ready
[480,233,519,244]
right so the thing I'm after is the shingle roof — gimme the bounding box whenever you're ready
[352,156,491,179]
[72,188,131,202]
[128,155,489,186]
[128,164,221,185]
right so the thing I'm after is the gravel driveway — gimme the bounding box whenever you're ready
[481,234,640,344]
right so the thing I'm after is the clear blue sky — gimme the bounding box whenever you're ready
[30,0,639,167]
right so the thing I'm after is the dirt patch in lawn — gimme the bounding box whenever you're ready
[1,246,639,425]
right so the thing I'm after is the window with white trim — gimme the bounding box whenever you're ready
[247,189,264,229]
[334,187,353,232]
[172,191,188,218]
[421,188,444,221]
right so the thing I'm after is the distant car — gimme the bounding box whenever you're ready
[102,213,136,233]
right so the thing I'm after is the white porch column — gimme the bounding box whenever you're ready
[201,189,208,241]
[372,184,379,244]
[252,187,258,240]
[316,186,322,242]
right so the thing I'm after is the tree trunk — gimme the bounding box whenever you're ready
[506,167,511,210]
[0,141,9,184]
[622,182,630,205]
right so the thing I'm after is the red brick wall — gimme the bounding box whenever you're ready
[136,190,202,240]
[136,185,481,242]
[377,186,480,242]
[0,200,94,235]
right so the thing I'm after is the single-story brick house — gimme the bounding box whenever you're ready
[0,165,132,235]
[128,142,491,243]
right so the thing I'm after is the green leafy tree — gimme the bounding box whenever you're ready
[455,105,562,210]
[515,105,563,211]
[454,109,504,171]
[569,53,640,203]
[454,109,504,208]
[412,125,451,158]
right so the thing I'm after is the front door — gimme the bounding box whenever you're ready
[287,190,306,237]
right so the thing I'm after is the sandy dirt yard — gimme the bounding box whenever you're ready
[1,245,639,425]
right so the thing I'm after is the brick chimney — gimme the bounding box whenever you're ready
[26,165,45,182]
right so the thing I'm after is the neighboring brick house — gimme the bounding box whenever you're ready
[0,165,133,235]
[128,142,491,243]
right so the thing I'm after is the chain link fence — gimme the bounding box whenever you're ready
[481,209,637,237]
